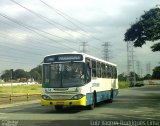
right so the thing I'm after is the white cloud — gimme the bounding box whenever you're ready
[7,32,28,42]
[0,4,25,17]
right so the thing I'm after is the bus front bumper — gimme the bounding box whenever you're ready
[41,96,86,106]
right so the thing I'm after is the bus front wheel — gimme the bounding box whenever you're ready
[87,94,96,110]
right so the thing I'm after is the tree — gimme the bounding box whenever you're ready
[1,70,11,82]
[1,66,42,83]
[143,74,152,80]
[14,69,28,79]
[118,73,127,81]
[129,71,140,81]
[30,66,42,83]
[124,7,160,51]
[152,66,160,79]
[1,69,30,82]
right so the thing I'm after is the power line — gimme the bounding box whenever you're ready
[0,20,75,52]
[10,0,101,51]
[0,33,50,53]
[0,13,78,51]
[0,0,105,62]
[0,34,72,62]
[0,25,79,65]
[1,15,77,45]
[39,0,103,42]
[10,0,79,40]
[39,0,103,51]
[10,0,103,52]
[0,42,42,56]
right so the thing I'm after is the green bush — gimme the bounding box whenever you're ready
[118,81,129,89]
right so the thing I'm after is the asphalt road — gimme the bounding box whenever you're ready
[0,85,160,126]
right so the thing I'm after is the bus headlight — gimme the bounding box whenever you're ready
[42,95,52,100]
[71,94,84,100]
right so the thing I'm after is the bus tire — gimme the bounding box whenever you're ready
[87,93,96,110]
[108,90,113,103]
[108,98,113,103]
[55,105,63,111]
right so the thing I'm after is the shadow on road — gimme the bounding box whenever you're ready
[0,103,85,114]
[88,86,160,107]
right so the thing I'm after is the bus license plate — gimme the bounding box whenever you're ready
[56,102,64,105]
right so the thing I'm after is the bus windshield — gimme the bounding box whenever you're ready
[43,62,85,88]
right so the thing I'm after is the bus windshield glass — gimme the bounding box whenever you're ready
[43,62,85,88]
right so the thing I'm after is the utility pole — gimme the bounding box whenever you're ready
[146,62,151,75]
[80,42,88,53]
[10,69,13,103]
[102,42,111,61]
[126,41,136,86]
[136,61,141,78]
[140,68,143,78]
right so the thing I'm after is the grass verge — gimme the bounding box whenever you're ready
[0,84,41,94]
[118,81,129,89]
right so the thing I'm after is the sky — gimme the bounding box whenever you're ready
[0,0,159,76]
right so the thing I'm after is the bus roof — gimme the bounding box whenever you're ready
[44,52,117,66]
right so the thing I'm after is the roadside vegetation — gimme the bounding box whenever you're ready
[118,81,129,89]
[0,81,131,95]
[0,84,41,94]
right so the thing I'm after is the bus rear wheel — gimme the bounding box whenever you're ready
[108,90,113,103]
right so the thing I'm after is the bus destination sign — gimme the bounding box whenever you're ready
[44,54,83,63]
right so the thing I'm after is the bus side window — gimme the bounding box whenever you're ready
[113,66,115,79]
[100,63,102,78]
[115,67,117,78]
[105,64,107,78]
[85,58,91,82]
[92,60,96,77]
[102,63,106,78]
[113,66,117,79]
[108,65,112,78]
[85,58,91,68]
[110,66,112,78]
[110,66,114,78]
[96,62,100,77]
[106,64,110,78]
